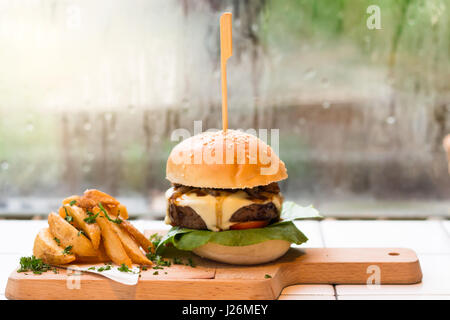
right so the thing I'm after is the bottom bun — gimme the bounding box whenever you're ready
[192,240,291,265]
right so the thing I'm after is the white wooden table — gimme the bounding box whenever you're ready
[1,219,449,300]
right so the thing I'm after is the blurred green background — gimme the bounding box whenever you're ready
[0,0,449,218]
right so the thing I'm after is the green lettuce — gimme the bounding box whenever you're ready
[156,201,322,254]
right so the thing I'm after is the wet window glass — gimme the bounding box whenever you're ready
[0,0,448,218]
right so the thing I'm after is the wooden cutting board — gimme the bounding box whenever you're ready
[5,229,422,300]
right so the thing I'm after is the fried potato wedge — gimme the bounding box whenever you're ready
[48,212,99,257]
[76,197,97,209]
[82,189,119,206]
[62,195,80,206]
[61,205,101,249]
[33,228,76,265]
[76,243,110,263]
[119,219,153,253]
[96,211,132,267]
[107,204,129,220]
[109,222,152,265]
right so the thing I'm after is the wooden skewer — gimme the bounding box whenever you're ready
[220,12,232,132]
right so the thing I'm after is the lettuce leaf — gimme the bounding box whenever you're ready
[156,201,321,254]
[279,201,322,221]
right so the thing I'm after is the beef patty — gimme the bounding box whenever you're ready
[167,183,281,230]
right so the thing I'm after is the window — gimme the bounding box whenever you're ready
[0,0,448,218]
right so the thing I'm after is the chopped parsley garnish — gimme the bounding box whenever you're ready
[88,266,96,270]
[149,233,162,248]
[117,263,131,273]
[173,257,183,265]
[97,265,112,272]
[17,256,51,275]
[62,245,73,255]
[64,213,73,223]
[98,203,122,224]
[77,230,86,237]
[53,237,60,245]
[69,200,77,206]
[187,258,196,268]
[84,210,99,224]
[53,267,59,274]
[153,271,159,275]
[264,274,272,279]
[141,266,148,271]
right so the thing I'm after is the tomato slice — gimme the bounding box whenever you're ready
[229,220,269,230]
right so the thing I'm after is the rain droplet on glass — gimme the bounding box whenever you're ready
[128,105,136,115]
[0,160,9,171]
[104,112,113,121]
[322,101,331,109]
[386,116,396,125]
[86,153,95,162]
[321,78,330,88]
[26,122,34,132]
[83,123,92,131]
[304,68,316,80]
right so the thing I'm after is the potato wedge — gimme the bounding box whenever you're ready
[107,204,129,220]
[62,195,80,206]
[109,222,152,265]
[76,243,110,263]
[82,189,119,206]
[33,228,76,265]
[58,206,75,224]
[119,219,153,253]
[96,211,132,267]
[48,212,99,257]
[62,205,101,249]
[76,197,97,209]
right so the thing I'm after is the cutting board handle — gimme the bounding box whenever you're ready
[278,247,422,285]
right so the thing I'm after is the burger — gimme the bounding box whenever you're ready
[158,129,320,265]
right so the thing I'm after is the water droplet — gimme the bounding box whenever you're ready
[104,112,113,121]
[0,160,9,171]
[322,101,331,109]
[26,122,34,132]
[304,68,316,80]
[82,164,91,173]
[386,116,396,125]
[83,122,92,131]
[86,152,95,162]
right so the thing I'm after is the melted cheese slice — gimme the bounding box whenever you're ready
[165,187,281,231]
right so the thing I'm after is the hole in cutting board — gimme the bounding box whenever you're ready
[388,252,400,256]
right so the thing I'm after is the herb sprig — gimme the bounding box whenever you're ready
[62,245,73,255]
[98,203,122,224]
[17,256,51,275]
[84,210,99,224]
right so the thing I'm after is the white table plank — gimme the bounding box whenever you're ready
[0,253,22,295]
[338,295,450,300]
[292,221,324,248]
[336,254,450,296]
[278,295,335,300]
[321,220,450,254]
[0,221,47,254]
[281,284,334,295]
[443,221,450,237]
